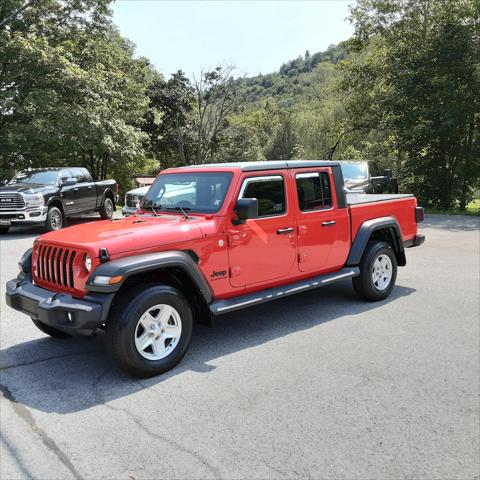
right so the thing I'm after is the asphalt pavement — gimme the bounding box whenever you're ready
[1,214,479,480]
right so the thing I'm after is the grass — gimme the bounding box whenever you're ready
[425,198,480,216]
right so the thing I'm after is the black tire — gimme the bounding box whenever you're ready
[352,240,397,301]
[0,226,9,234]
[31,318,71,338]
[99,197,114,220]
[105,283,193,378]
[45,206,64,231]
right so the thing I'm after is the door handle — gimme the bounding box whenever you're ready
[73,188,79,192]
[277,227,294,235]
[87,186,92,189]
[321,220,336,227]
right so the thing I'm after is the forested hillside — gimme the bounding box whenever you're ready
[1,0,478,210]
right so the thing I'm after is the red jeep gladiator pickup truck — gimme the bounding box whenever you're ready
[6,161,425,377]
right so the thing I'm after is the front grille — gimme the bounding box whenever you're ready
[35,244,77,289]
[0,192,25,210]
[125,194,141,208]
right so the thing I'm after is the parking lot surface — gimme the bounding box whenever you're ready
[1,214,479,480]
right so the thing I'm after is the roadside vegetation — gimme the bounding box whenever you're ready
[0,0,478,213]
[425,199,480,216]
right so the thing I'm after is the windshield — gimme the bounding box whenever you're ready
[341,163,368,181]
[142,172,233,214]
[10,170,59,185]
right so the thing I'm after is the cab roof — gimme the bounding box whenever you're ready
[174,160,340,172]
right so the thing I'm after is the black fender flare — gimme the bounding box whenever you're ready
[46,196,64,211]
[346,216,406,266]
[101,188,116,205]
[85,250,213,303]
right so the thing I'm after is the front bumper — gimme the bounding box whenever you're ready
[0,207,47,225]
[6,275,114,336]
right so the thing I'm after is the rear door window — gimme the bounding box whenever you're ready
[370,162,381,177]
[296,172,332,211]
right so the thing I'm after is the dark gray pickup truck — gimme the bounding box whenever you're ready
[0,167,117,234]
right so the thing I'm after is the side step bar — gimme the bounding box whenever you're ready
[210,267,360,315]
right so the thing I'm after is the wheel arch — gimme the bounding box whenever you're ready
[102,189,115,206]
[86,250,214,326]
[46,197,66,222]
[46,197,65,214]
[346,217,406,267]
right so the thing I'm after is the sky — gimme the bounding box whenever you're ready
[112,1,354,79]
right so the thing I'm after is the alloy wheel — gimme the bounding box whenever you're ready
[105,199,113,217]
[372,254,393,291]
[51,210,62,230]
[134,304,182,360]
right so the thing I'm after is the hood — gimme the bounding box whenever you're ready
[126,186,150,196]
[39,214,205,257]
[0,183,53,194]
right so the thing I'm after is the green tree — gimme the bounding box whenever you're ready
[222,101,279,161]
[193,66,240,162]
[265,109,297,160]
[144,70,196,167]
[341,0,480,209]
[0,0,156,193]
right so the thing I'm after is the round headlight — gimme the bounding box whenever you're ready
[84,254,92,272]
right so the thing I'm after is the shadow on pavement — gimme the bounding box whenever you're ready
[0,281,415,414]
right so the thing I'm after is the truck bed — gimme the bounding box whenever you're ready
[347,193,413,205]
[347,193,417,244]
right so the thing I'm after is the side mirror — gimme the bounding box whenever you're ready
[233,198,258,224]
[0,179,8,186]
[61,177,77,187]
[384,169,393,178]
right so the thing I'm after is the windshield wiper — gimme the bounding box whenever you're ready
[166,206,191,219]
[141,203,161,216]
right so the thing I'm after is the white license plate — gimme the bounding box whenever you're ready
[0,219,11,226]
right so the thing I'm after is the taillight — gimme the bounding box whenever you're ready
[415,206,424,222]
[114,184,119,194]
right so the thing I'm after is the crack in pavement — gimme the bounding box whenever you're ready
[0,351,95,371]
[92,368,222,480]
[0,382,85,480]
[261,460,304,479]
[0,431,36,480]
